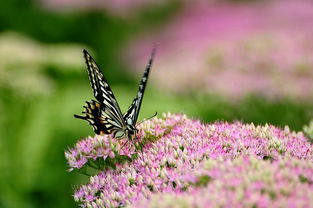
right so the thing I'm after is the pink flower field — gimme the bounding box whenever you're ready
[127,0,313,100]
[66,113,313,207]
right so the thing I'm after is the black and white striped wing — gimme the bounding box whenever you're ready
[74,100,123,135]
[74,49,125,135]
[123,47,156,126]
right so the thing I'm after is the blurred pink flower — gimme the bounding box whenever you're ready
[127,0,313,100]
[67,113,313,207]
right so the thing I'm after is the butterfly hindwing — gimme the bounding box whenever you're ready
[74,100,113,134]
[123,47,156,125]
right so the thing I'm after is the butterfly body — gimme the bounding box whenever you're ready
[74,48,156,140]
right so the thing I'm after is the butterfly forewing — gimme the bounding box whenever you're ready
[74,50,126,134]
[123,47,156,125]
[83,50,125,126]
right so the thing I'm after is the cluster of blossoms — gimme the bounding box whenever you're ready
[66,113,313,207]
[65,135,136,172]
[127,0,313,100]
[65,114,181,172]
[133,155,313,208]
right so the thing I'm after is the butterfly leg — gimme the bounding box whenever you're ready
[120,139,129,151]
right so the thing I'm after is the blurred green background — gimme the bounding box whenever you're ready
[1,0,313,207]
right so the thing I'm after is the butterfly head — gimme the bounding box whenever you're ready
[126,124,138,140]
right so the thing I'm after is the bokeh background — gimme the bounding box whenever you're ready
[1,0,313,207]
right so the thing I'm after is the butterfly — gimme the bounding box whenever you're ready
[74,47,156,141]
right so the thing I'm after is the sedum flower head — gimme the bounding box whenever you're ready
[66,113,313,207]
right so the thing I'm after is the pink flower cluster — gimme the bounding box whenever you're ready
[65,114,181,172]
[133,155,313,208]
[65,135,136,172]
[127,0,313,100]
[66,113,313,207]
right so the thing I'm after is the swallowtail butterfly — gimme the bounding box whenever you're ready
[74,47,156,140]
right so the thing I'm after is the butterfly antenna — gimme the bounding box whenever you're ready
[136,112,158,127]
